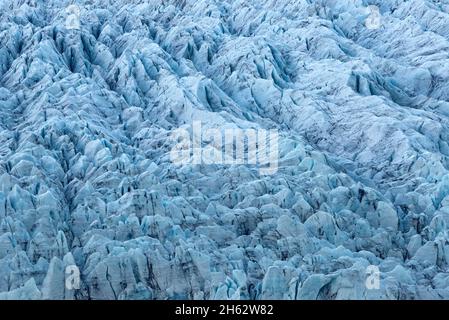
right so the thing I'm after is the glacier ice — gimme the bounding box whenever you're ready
[0,0,449,300]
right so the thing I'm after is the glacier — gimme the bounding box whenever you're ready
[1,0,449,300]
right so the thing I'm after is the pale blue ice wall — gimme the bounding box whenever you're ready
[1,0,449,299]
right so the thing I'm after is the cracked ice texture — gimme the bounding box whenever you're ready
[1,0,449,300]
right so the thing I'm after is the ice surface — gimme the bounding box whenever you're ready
[1,0,449,300]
